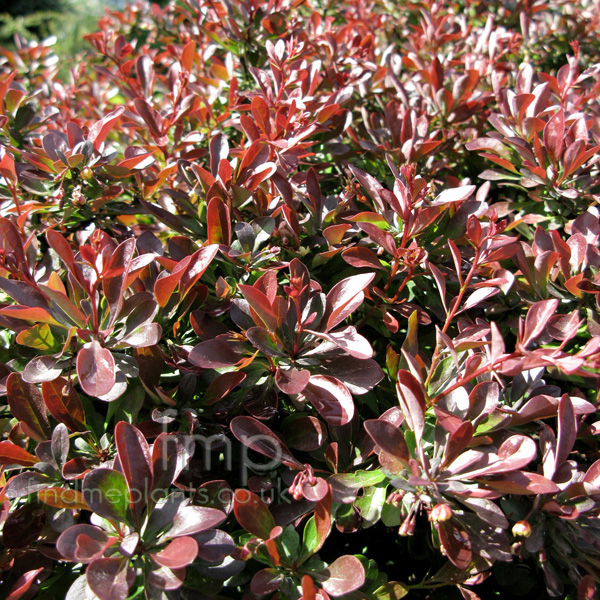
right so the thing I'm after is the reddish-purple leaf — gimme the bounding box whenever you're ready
[238,284,278,331]
[103,238,135,328]
[86,558,131,600]
[556,394,577,467]
[324,273,375,331]
[204,371,246,404]
[57,524,110,563]
[483,471,560,495]
[6,567,44,600]
[396,370,426,442]
[115,422,153,526]
[319,555,365,597]
[251,569,284,595]
[166,505,226,537]
[152,433,192,497]
[230,416,301,468]
[342,246,383,270]
[436,521,472,569]
[302,376,354,426]
[307,326,373,359]
[148,567,186,591]
[543,109,564,163]
[188,338,242,368]
[281,416,325,451]
[233,489,276,539]
[364,420,409,463]
[522,299,559,348]
[7,372,51,441]
[442,422,474,468]
[275,367,311,395]
[151,537,198,569]
[207,198,231,246]
[76,341,116,398]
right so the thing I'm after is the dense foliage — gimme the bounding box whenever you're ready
[0,0,600,598]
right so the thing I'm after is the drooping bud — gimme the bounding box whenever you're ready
[512,520,532,538]
[429,503,453,523]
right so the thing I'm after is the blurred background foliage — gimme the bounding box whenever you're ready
[0,0,163,60]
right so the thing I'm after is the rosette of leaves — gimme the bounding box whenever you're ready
[189,258,383,425]
[465,59,600,220]
[233,488,367,599]
[0,221,218,400]
[56,422,233,600]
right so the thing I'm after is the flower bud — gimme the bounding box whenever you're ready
[81,166,93,180]
[512,520,532,538]
[429,503,453,523]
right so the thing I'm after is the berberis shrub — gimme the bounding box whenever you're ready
[1,0,600,598]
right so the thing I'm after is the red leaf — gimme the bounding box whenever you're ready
[251,96,271,136]
[233,489,276,539]
[42,376,86,432]
[207,198,231,245]
[0,441,38,466]
[76,341,116,398]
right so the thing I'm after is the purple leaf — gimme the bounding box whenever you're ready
[436,521,472,569]
[522,299,559,348]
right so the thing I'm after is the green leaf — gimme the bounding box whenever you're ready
[83,468,130,523]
